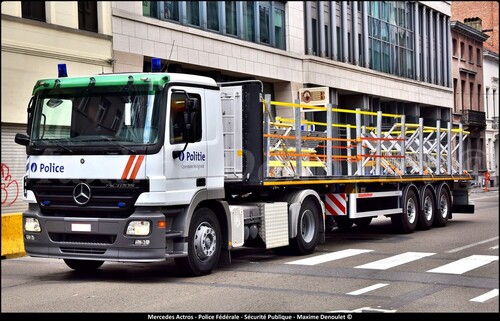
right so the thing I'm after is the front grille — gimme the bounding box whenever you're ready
[28,179,148,218]
[49,233,116,244]
[60,247,107,255]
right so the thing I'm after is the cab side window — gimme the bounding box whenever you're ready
[170,92,202,144]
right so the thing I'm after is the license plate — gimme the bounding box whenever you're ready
[71,223,91,232]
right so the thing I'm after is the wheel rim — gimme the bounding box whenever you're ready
[194,223,216,260]
[423,195,434,221]
[439,194,449,219]
[300,210,315,243]
[407,197,417,224]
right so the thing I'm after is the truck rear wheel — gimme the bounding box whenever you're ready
[63,259,104,272]
[175,207,221,276]
[391,188,419,234]
[417,186,435,230]
[433,186,451,227]
[290,199,320,255]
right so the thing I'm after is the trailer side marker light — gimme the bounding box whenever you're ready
[158,221,166,229]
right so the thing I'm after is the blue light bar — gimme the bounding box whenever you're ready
[151,58,162,72]
[58,64,68,78]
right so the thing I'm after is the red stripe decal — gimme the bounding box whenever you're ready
[122,155,136,180]
[129,155,145,180]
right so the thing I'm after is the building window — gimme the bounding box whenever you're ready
[486,87,489,118]
[78,1,98,32]
[470,82,474,109]
[259,2,270,44]
[142,1,284,50]
[476,48,481,65]
[460,41,465,60]
[187,1,200,26]
[468,45,473,63]
[453,78,458,113]
[452,38,457,58]
[22,1,46,22]
[207,1,220,31]
[242,1,255,41]
[478,84,481,111]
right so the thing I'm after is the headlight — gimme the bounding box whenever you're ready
[25,218,41,232]
[126,221,150,236]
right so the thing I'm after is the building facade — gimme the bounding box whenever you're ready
[1,2,113,214]
[451,1,499,186]
[1,1,464,216]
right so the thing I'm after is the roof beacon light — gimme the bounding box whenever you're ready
[58,64,68,78]
[151,58,162,72]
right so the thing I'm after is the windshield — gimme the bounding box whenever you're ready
[30,84,163,153]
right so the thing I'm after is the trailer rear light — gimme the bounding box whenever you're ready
[25,218,41,232]
[126,221,150,236]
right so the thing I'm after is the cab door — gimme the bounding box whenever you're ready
[164,86,207,205]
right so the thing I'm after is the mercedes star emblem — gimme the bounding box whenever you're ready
[73,183,91,206]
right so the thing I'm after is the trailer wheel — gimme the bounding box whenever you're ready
[175,207,221,276]
[433,186,451,227]
[63,259,104,272]
[354,217,373,227]
[417,187,435,230]
[291,199,320,255]
[391,188,418,234]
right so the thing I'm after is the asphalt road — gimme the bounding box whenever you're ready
[1,190,498,315]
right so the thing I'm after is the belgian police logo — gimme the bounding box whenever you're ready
[178,151,185,161]
[30,163,37,172]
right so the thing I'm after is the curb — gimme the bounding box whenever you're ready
[1,213,26,258]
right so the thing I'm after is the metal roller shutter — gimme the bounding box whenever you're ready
[1,124,28,214]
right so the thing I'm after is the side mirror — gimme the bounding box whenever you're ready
[15,133,30,146]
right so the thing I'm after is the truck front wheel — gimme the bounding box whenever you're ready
[291,199,320,255]
[63,259,104,272]
[175,207,221,276]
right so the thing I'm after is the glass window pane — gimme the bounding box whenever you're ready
[162,1,179,21]
[373,40,381,71]
[243,1,255,41]
[187,1,200,26]
[225,2,237,35]
[274,8,285,49]
[259,4,270,44]
[207,1,219,31]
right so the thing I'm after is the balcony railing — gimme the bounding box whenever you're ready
[461,110,486,128]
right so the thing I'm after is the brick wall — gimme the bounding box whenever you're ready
[451,1,499,54]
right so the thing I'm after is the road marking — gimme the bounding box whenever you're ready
[427,255,499,274]
[354,252,434,270]
[286,249,373,266]
[330,307,397,313]
[470,289,499,303]
[490,245,499,250]
[446,237,499,253]
[347,283,389,295]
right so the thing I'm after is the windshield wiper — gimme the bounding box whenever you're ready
[81,137,137,154]
[45,139,74,153]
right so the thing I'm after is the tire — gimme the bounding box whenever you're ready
[433,186,451,227]
[417,187,435,230]
[334,216,354,230]
[175,207,221,276]
[63,259,104,272]
[354,217,373,227]
[290,199,320,255]
[391,188,419,234]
